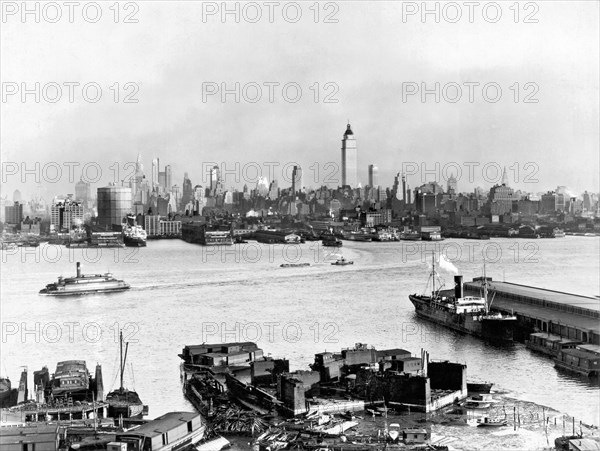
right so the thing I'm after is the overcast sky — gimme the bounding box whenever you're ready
[2,1,599,200]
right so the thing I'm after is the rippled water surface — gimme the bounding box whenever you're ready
[1,236,599,428]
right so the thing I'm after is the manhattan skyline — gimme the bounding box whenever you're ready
[1,2,598,199]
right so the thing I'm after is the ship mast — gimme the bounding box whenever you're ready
[119,331,129,391]
[119,331,123,390]
[431,253,435,295]
[483,261,489,315]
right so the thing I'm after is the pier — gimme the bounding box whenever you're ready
[464,279,600,344]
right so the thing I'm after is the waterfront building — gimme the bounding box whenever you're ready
[541,191,566,213]
[4,201,23,225]
[341,123,358,187]
[0,423,60,451]
[97,185,132,228]
[50,197,84,232]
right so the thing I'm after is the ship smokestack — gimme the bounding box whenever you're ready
[454,275,463,299]
[77,262,81,278]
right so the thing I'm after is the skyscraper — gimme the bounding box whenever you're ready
[151,158,160,187]
[165,165,172,191]
[75,179,91,206]
[368,164,378,187]
[341,123,358,187]
[292,165,302,195]
[181,172,193,211]
[447,173,457,194]
[210,165,220,195]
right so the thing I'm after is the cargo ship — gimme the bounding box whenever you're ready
[408,257,517,341]
[123,214,147,247]
[106,331,147,418]
[341,231,372,242]
[39,262,130,296]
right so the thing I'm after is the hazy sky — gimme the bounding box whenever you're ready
[2,1,599,200]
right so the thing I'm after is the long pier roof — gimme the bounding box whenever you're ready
[465,279,600,314]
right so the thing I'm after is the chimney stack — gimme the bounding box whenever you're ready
[454,275,463,299]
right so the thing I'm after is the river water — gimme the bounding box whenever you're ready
[1,237,599,431]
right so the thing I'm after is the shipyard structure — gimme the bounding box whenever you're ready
[181,341,467,418]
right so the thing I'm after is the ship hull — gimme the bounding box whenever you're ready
[409,295,515,341]
[467,382,493,394]
[123,236,147,247]
[40,284,130,296]
[554,360,600,377]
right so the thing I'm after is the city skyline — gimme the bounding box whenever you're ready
[2,3,598,199]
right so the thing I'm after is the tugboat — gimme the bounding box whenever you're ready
[322,234,343,247]
[106,331,146,419]
[408,256,517,341]
[39,262,130,296]
[122,215,147,247]
[331,256,354,266]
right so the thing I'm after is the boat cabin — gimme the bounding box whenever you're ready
[453,296,487,314]
[402,428,428,444]
[526,332,581,357]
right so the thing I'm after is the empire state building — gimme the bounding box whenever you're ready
[341,123,357,187]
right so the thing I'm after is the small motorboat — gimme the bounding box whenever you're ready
[331,257,354,266]
[477,418,508,428]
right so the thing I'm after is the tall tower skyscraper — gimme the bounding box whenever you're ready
[341,123,357,187]
[501,166,509,186]
[292,165,302,195]
[151,158,160,187]
[368,164,378,187]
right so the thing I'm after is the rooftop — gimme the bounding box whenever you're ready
[466,279,600,314]
[120,412,200,438]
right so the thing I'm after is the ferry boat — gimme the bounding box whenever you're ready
[280,263,310,268]
[421,231,443,241]
[106,331,146,419]
[115,411,206,451]
[408,257,517,341]
[400,231,421,241]
[39,262,130,296]
[554,344,600,376]
[123,215,147,247]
